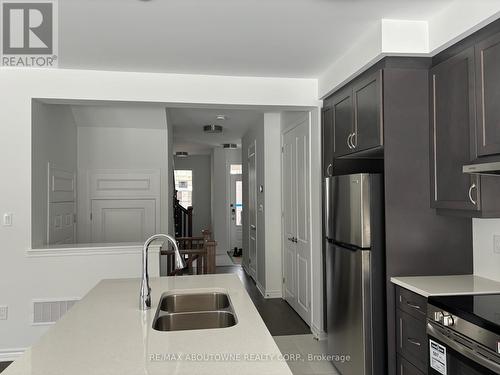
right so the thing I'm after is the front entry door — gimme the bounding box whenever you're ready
[282,119,311,325]
[229,173,243,252]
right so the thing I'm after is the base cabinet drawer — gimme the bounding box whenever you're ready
[396,286,427,321]
[397,354,425,375]
[397,309,428,373]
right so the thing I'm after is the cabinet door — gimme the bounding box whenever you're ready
[476,32,500,157]
[430,47,480,211]
[332,88,354,157]
[322,107,334,176]
[353,70,383,152]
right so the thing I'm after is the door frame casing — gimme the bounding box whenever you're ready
[280,114,313,326]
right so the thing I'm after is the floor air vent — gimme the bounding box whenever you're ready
[33,299,78,324]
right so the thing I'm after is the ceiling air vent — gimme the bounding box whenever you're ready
[222,143,238,149]
[203,125,223,134]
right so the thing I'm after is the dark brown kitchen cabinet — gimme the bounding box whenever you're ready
[331,70,383,158]
[353,71,383,152]
[475,32,500,157]
[430,46,480,212]
[322,107,334,177]
[395,286,428,374]
[332,88,353,157]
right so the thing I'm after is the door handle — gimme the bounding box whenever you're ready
[468,183,477,205]
[326,163,333,176]
[347,133,353,149]
[407,338,421,347]
[406,302,421,310]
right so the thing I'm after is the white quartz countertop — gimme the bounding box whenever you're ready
[391,274,500,298]
[4,274,292,375]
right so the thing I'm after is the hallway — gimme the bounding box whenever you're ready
[215,265,310,336]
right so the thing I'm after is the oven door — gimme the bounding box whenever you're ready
[427,322,500,375]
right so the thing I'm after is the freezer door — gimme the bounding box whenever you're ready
[332,173,371,248]
[327,244,372,375]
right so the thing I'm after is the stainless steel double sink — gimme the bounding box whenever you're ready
[152,292,237,332]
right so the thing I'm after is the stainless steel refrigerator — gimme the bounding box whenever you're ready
[324,173,386,375]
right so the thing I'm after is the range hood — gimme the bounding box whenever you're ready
[463,162,500,176]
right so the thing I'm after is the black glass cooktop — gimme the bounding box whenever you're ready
[429,294,500,335]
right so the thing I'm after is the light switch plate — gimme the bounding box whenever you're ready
[493,235,500,254]
[2,213,13,226]
[0,306,8,320]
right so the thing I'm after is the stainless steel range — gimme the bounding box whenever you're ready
[427,294,500,374]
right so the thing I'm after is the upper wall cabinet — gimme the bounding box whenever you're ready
[430,29,500,217]
[475,32,500,157]
[430,47,480,212]
[329,71,383,158]
[322,107,334,177]
[353,71,383,153]
[332,87,354,158]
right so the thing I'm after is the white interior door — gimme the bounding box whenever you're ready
[248,144,257,278]
[91,199,156,243]
[282,121,311,325]
[48,164,76,245]
[230,174,243,251]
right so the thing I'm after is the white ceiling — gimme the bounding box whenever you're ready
[169,107,263,155]
[58,0,453,78]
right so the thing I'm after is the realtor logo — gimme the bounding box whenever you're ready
[1,0,58,67]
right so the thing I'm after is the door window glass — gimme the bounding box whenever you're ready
[174,170,193,209]
[230,164,242,175]
[235,180,243,226]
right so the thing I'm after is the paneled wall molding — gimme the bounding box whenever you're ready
[88,169,161,199]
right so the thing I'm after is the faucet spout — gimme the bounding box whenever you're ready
[140,234,186,310]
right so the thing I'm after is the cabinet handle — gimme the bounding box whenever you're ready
[326,163,333,176]
[468,183,477,205]
[347,134,353,149]
[351,132,357,148]
[407,338,421,347]
[406,301,421,310]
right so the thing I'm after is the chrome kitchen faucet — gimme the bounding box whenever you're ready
[140,234,186,310]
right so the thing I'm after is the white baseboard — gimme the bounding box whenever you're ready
[0,348,25,362]
[262,289,282,298]
[256,281,266,297]
[310,324,327,341]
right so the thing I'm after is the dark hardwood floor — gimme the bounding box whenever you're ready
[216,265,310,336]
[0,265,309,374]
[0,362,11,373]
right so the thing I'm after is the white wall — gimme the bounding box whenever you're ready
[31,102,77,248]
[319,4,500,98]
[241,113,283,297]
[242,116,266,287]
[76,126,168,243]
[173,155,212,236]
[0,68,318,355]
[473,219,500,282]
[211,148,242,265]
[263,113,283,297]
